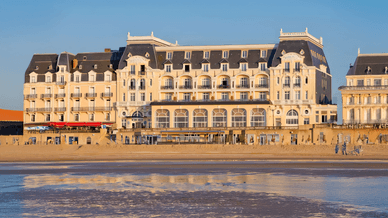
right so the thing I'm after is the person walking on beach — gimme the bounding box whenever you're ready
[342,141,347,155]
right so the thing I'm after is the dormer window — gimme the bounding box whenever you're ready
[203,64,209,72]
[260,63,267,71]
[367,66,371,74]
[184,64,190,72]
[242,50,247,58]
[35,66,39,70]
[221,63,228,72]
[83,56,87,60]
[128,53,132,58]
[241,63,247,71]
[94,64,97,70]
[285,62,290,72]
[204,51,210,59]
[109,64,113,69]
[61,67,64,72]
[79,65,82,70]
[185,51,191,59]
[30,76,36,83]
[167,52,172,59]
[165,64,172,72]
[145,52,150,58]
[261,50,267,58]
[385,66,388,74]
[46,76,51,83]
[223,51,229,58]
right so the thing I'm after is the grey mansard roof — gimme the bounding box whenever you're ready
[271,40,330,74]
[24,54,58,83]
[346,54,388,76]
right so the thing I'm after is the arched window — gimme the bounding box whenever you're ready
[202,78,210,86]
[132,111,143,118]
[259,77,267,86]
[140,79,145,89]
[174,109,188,128]
[295,76,301,85]
[286,109,299,125]
[193,109,208,127]
[232,108,247,127]
[213,109,227,127]
[156,109,169,128]
[130,79,135,89]
[86,137,91,144]
[285,76,290,85]
[251,108,266,127]
[184,78,192,88]
[240,77,248,87]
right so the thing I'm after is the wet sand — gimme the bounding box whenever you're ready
[1,143,388,163]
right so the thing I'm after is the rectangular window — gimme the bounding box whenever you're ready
[184,65,190,72]
[285,91,290,100]
[260,63,267,71]
[167,52,172,59]
[31,76,36,83]
[141,93,145,101]
[374,79,382,86]
[130,65,135,74]
[59,114,64,122]
[105,113,110,121]
[241,63,247,71]
[204,51,210,59]
[304,118,310,124]
[295,62,300,71]
[295,91,300,100]
[46,76,51,83]
[222,64,228,72]
[75,75,80,82]
[259,92,266,100]
[130,93,135,101]
[277,91,280,100]
[305,91,308,99]
[242,50,247,58]
[316,115,319,123]
[240,92,248,100]
[166,65,171,72]
[285,62,290,72]
[46,114,50,122]
[122,93,125,101]
[223,51,228,58]
[74,114,79,121]
[203,93,209,101]
[322,115,327,123]
[357,80,364,86]
[185,52,191,59]
[150,93,152,101]
[31,114,35,122]
[165,93,172,101]
[184,93,191,101]
[203,64,209,72]
[221,92,229,100]
[261,50,267,58]
[277,77,280,84]
[367,79,371,86]
[89,113,94,121]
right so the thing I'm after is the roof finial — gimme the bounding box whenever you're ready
[358,48,360,55]
[127,32,130,40]
[305,27,308,33]
[320,37,323,45]
[175,40,178,45]
[280,28,283,34]
[151,31,154,37]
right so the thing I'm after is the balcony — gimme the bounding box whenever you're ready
[25,94,37,100]
[293,83,301,88]
[56,81,67,86]
[139,70,146,76]
[85,93,97,98]
[197,85,212,89]
[55,93,66,98]
[71,107,97,112]
[129,86,136,90]
[236,84,250,89]
[94,107,112,111]
[41,94,52,99]
[179,85,193,89]
[255,84,268,88]
[27,107,51,113]
[338,85,388,91]
[71,93,82,98]
[101,92,113,98]
[161,86,174,90]
[26,108,38,113]
[218,85,230,89]
[54,107,66,112]
[283,84,290,88]
[139,86,146,90]
[294,68,301,72]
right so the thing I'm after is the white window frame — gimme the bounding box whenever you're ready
[260,63,267,71]
[185,51,191,59]
[204,51,210,59]
[221,63,228,72]
[165,64,172,73]
[222,51,229,58]
[167,52,172,60]
[242,50,248,58]
[241,63,247,71]
[261,50,267,58]
[203,64,209,72]
[193,109,208,127]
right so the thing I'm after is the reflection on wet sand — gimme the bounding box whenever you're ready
[23,172,328,199]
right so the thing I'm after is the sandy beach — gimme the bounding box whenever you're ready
[1,143,388,162]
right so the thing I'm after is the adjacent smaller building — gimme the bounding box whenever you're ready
[339,51,388,124]
[0,109,23,135]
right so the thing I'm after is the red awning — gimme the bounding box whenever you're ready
[48,122,114,128]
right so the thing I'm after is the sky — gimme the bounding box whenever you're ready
[0,0,388,123]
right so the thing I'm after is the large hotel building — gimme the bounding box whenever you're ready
[23,29,337,131]
[339,51,388,125]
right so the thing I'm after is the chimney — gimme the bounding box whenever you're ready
[72,59,78,69]
[105,48,111,53]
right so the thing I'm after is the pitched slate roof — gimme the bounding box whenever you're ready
[24,54,58,83]
[347,54,388,75]
[0,109,23,122]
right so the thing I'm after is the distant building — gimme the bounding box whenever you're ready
[23,29,337,130]
[339,51,388,124]
[0,109,23,135]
